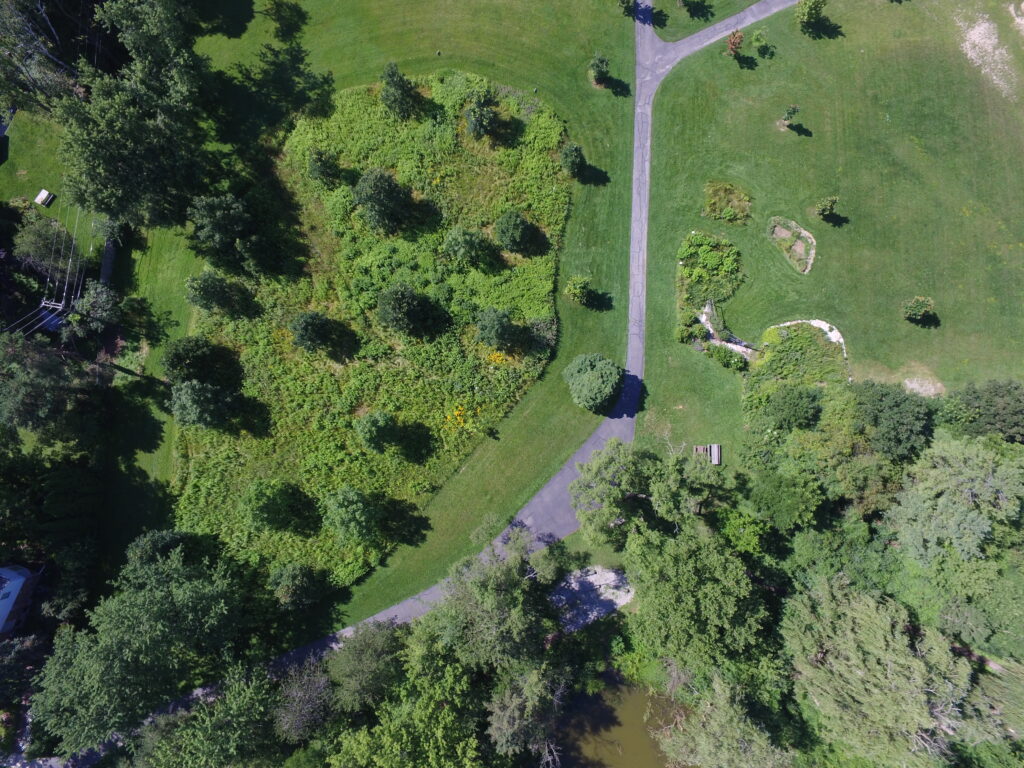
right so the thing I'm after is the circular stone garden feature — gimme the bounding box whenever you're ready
[563,353,623,412]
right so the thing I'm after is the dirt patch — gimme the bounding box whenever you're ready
[768,217,817,274]
[957,12,1017,99]
[904,377,946,397]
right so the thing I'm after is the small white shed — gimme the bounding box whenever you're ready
[34,189,54,207]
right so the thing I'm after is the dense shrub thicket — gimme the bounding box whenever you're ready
[174,71,573,585]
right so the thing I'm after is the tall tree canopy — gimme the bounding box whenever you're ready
[782,576,973,766]
[31,534,247,756]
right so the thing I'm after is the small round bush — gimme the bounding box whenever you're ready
[377,283,436,336]
[476,307,518,350]
[355,410,399,452]
[440,227,491,269]
[705,343,748,371]
[307,148,340,189]
[464,95,497,140]
[563,353,623,412]
[815,195,839,219]
[185,271,234,313]
[902,296,936,324]
[170,380,230,428]
[589,53,610,84]
[290,311,334,351]
[564,275,592,306]
[354,169,407,234]
[494,210,531,253]
[560,143,585,178]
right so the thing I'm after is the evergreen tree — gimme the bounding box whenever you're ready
[379,62,417,120]
[353,169,408,234]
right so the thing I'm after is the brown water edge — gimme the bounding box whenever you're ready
[560,678,672,768]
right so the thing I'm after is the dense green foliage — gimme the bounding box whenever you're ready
[562,353,622,412]
[31,535,252,755]
[675,231,744,343]
[175,71,572,586]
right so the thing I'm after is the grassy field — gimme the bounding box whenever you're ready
[640,0,1024,452]
[654,0,760,42]
[196,0,636,622]
[0,111,103,259]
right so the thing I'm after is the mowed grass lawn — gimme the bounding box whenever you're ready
[196,0,636,623]
[654,0,761,42]
[0,111,102,258]
[642,0,1024,451]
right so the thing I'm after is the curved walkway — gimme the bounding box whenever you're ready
[287,0,801,661]
[14,5,801,765]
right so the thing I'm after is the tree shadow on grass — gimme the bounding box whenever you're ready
[260,0,309,42]
[396,421,436,464]
[787,122,813,137]
[908,314,941,329]
[736,53,758,70]
[802,17,844,39]
[822,212,850,228]
[191,0,255,38]
[227,394,272,438]
[578,163,610,187]
[491,115,526,148]
[322,320,361,363]
[586,290,614,312]
[206,42,333,148]
[600,76,631,98]
[374,495,432,550]
[681,0,714,21]
[0,136,8,167]
[120,296,178,347]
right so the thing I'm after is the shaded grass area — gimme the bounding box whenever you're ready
[102,229,203,562]
[643,0,1024,464]
[0,111,103,261]
[655,0,761,42]
[197,0,635,624]
[0,113,202,568]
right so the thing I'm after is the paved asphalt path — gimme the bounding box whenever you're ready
[287,0,801,660]
[12,3,799,764]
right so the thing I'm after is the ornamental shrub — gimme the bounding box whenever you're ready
[706,343,748,371]
[476,307,518,350]
[170,380,232,428]
[563,353,623,412]
[560,142,585,178]
[354,169,408,234]
[494,210,531,253]
[589,53,610,84]
[564,275,592,306]
[815,195,839,219]
[464,94,497,140]
[290,311,334,352]
[902,296,936,324]
[376,283,437,336]
[440,227,491,269]
[354,410,399,452]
